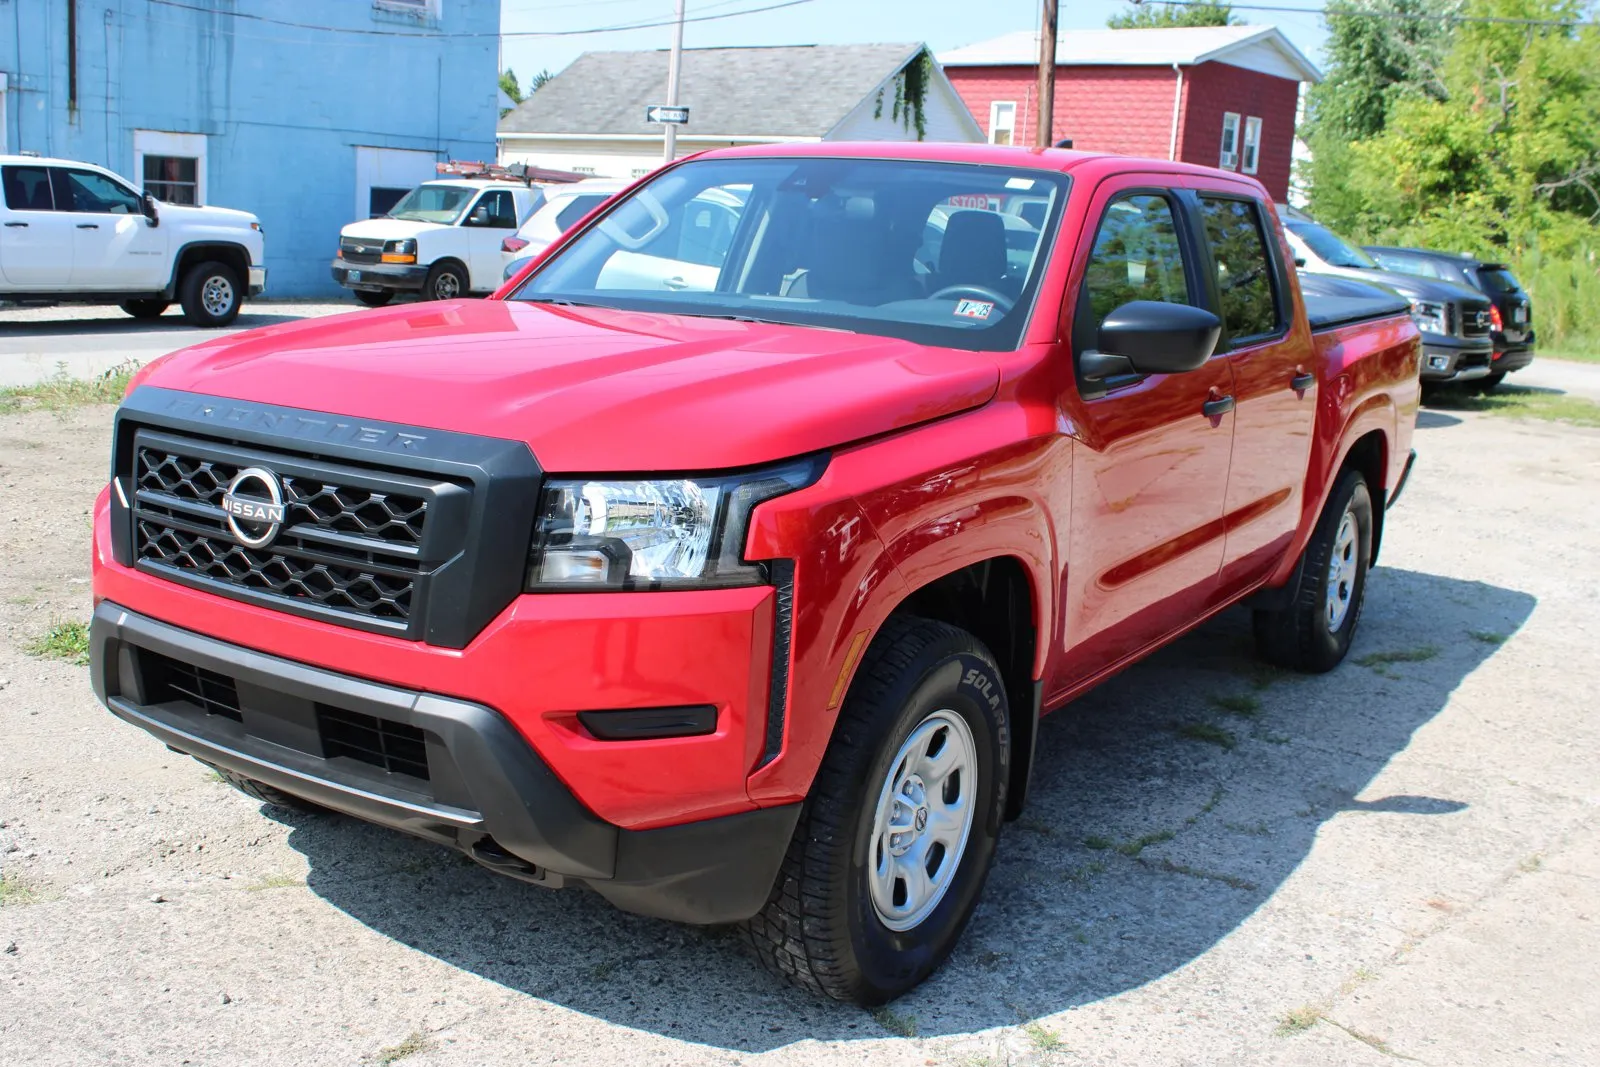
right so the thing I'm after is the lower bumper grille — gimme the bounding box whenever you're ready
[142,648,243,722]
[317,704,431,780]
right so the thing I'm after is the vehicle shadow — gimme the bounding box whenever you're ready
[0,309,344,336]
[275,564,1534,1049]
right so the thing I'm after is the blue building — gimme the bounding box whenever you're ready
[1,0,500,296]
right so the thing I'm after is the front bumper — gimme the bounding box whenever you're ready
[1420,343,1495,383]
[1491,344,1535,374]
[247,266,267,297]
[90,600,799,924]
[331,261,429,292]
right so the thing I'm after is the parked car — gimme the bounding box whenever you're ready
[0,154,266,326]
[1282,216,1494,387]
[1364,246,1534,391]
[501,178,627,281]
[91,144,1420,1004]
[332,177,542,304]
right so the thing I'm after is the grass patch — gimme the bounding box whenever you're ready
[0,872,41,907]
[244,872,303,892]
[1176,722,1237,750]
[1541,346,1600,364]
[871,1005,918,1037]
[1210,693,1261,717]
[1023,1022,1064,1051]
[1115,829,1176,858]
[1275,1005,1324,1036]
[1083,834,1114,851]
[1355,645,1440,669]
[0,363,137,414]
[1469,629,1508,645]
[1427,387,1600,428]
[374,1031,432,1065]
[1061,861,1106,886]
[587,960,617,981]
[24,620,91,666]
[1157,859,1258,891]
[1225,820,1271,836]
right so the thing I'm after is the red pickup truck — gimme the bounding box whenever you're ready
[90,144,1419,1004]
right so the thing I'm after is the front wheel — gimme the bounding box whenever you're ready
[422,262,467,301]
[1468,371,1507,394]
[178,260,242,327]
[1253,468,1373,672]
[742,617,1009,1004]
[353,289,394,308]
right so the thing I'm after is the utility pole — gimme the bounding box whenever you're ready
[662,0,687,164]
[1035,0,1057,148]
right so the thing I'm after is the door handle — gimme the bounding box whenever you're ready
[3,221,27,228]
[1291,371,1315,391]
[76,223,101,230]
[1202,395,1236,418]
[662,276,689,290]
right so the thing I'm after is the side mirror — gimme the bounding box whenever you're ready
[1079,300,1221,380]
[468,204,490,226]
[142,192,160,227]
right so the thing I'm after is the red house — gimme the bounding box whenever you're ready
[939,25,1320,202]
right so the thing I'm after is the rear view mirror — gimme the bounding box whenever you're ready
[1079,300,1222,380]
[1294,257,1307,268]
[142,191,160,227]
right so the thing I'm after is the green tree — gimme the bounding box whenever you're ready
[499,69,523,106]
[1107,1,1237,27]
[527,68,554,93]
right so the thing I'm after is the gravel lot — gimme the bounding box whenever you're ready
[1,394,1596,1067]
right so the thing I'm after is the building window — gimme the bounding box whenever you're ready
[573,166,598,175]
[144,155,199,204]
[989,101,1017,146]
[631,167,652,179]
[1241,116,1262,175]
[369,187,410,218]
[1219,112,1241,171]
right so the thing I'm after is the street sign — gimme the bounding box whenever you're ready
[645,105,690,125]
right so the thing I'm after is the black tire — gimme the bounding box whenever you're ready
[1468,371,1507,394]
[212,765,326,815]
[119,298,170,320]
[422,261,468,301]
[1253,468,1374,673]
[178,260,242,327]
[354,289,394,308]
[742,616,1010,1004]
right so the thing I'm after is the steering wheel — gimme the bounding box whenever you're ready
[930,284,1015,314]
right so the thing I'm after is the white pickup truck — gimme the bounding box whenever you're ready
[332,178,542,304]
[0,154,267,326]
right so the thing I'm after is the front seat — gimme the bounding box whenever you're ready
[937,210,1010,295]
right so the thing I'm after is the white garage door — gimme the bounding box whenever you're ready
[353,147,438,221]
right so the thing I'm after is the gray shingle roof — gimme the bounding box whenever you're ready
[498,43,926,138]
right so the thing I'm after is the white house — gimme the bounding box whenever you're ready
[497,43,983,180]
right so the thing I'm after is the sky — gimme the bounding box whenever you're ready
[497,0,1333,89]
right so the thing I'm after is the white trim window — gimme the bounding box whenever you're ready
[1242,116,1262,175]
[1219,112,1241,171]
[989,101,1017,146]
[133,130,207,205]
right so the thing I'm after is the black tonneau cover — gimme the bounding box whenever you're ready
[1299,274,1412,332]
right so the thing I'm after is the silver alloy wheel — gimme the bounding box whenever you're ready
[1325,508,1359,632]
[867,708,978,932]
[201,274,235,318]
[433,270,461,299]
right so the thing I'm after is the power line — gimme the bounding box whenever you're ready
[144,0,818,39]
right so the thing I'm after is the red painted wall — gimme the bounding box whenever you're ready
[945,61,1299,200]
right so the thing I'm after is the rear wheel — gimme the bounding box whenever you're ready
[423,261,467,301]
[178,260,242,327]
[1253,468,1373,673]
[1468,371,1507,394]
[354,289,394,308]
[119,298,169,320]
[742,617,1009,1004]
[210,766,326,815]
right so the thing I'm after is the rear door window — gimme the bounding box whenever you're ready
[3,166,55,211]
[555,194,608,232]
[1197,196,1281,341]
[1476,267,1522,294]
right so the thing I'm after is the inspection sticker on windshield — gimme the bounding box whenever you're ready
[954,299,994,320]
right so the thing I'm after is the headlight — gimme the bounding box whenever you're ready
[1409,300,1447,335]
[527,458,822,590]
[381,238,418,264]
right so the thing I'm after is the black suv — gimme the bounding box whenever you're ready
[1364,246,1534,391]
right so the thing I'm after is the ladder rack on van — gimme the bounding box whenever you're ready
[435,160,589,186]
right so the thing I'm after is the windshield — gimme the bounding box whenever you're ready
[388,184,475,224]
[508,157,1069,351]
[1287,221,1377,269]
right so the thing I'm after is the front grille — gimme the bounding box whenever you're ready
[126,429,460,637]
[340,237,382,265]
[1460,302,1492,339]
[317,704,431,780]
[141,648,243,722]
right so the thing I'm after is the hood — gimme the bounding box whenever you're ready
[159,202,259,228]
[1305,263,1485,306]
[134,300,1001,472]
[340,217,450,241]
